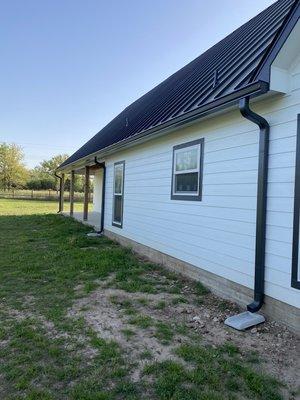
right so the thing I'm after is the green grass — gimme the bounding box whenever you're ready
[0,198,84,215]
[121,329,136,339]
[154,322,174,344]
[155,300,167,310]
[0,199,286,399]
[128,315,153,329]
[144,344,283,400]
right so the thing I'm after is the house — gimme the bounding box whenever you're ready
[57,0,300,333]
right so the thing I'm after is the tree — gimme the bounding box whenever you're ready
[39,154,69,177]
[28,154,85,192]
[0,143,28,190]
[30,154,69,190]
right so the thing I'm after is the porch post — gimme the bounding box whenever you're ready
[83,166,90,221]
[70,170,75,216]
[60,173,65,213]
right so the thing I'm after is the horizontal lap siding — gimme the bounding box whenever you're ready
[258,89,300,307]
[104,87,300,308]
[105,111,258,293]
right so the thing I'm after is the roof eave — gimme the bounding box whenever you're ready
[57,80,269,173]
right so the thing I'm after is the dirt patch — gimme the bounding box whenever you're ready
[1,303,98,361]
[69,288,187,381]
[68,278,300,390]
[180,300,300,392]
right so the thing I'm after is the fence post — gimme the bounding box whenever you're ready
[31,190,33,199]
[13,189,15,198]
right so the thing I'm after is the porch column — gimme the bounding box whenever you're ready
[59,173,65,212]
[83,166,90,221]
[70,170,75,216]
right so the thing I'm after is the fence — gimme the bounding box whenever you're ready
[0,189,93,202]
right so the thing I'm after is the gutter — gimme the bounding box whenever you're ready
[239,97,270,313]
[57,81,269,173]
[94,157,106,233]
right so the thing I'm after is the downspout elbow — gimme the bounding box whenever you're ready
[54,171,61,180]
[247,297,264,313]
[239,97,270,313]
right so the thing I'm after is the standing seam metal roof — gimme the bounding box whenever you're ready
[59,0,297,170]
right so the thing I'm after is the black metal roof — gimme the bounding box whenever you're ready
[59,0,298,170]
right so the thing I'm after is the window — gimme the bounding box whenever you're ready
[171,138,204,201]
[112,161,125,227]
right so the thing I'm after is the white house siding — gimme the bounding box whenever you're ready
[102,64,300,310]
[93,169,103,213]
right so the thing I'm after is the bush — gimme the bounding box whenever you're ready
[27,178,56,190]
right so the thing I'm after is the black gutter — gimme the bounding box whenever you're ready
[54,172,62,213]
[239,97,270,313]
[94,157,106,233]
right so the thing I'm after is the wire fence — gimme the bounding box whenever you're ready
[0,189,93,202]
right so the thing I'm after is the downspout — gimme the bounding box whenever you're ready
[94,157,106,233]
[54,172,62,213]
[239,97,270,313]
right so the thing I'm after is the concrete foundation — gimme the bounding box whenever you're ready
[105,229,300,335]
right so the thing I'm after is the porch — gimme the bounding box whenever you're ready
[63,211,101,231]
[58,161,105,232]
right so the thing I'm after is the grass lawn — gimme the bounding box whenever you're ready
[0,198,297,400]
[0,198,86,215]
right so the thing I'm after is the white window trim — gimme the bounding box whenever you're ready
[173,144,200,196]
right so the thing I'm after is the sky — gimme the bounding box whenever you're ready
[0,0,275,168]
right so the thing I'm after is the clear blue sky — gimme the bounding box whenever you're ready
[1,0,274,168]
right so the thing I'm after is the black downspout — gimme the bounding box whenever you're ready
[94,157,106,233]
[54,172,62,213]
[239,97,270,313]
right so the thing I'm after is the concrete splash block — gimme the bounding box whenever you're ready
[87,232,102,237]
[224,311,265,331]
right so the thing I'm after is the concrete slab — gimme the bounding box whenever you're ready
[224,311,265,331]
[62,211,101,231]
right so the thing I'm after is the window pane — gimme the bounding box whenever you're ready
[113,195,122,223]
[175,147,198,171]
[175,172,198,193]
[114,165,123,194]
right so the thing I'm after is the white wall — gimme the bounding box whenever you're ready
[93,169,103,213]
[101,35,300,309]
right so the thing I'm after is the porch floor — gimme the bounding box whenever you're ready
[63,211,101,231]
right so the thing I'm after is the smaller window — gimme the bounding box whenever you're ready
[171,139,204,201]
[112,161,125,227]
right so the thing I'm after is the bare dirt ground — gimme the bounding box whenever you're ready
[69,271,300,395]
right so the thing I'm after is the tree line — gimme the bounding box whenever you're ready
[0,143,84,192]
